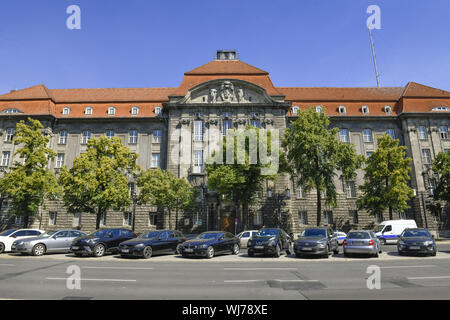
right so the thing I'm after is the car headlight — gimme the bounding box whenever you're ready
[424,241,433,246]
[268,238,277,246]
[135,243,144,248]
[200,244,208,249]
[398,240,405,245]
[317,241,326,248]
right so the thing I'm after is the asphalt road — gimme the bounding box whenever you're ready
[0,243,449,300]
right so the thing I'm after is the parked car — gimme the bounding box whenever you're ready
[236,230,259,248]
[0,229,45,254]
[294,227,339,258]
[11,230,87,256]
[70,228,137,257]
[333,231,347,245]
[343,230,381,258]
[247,228,292,257]
[119,230,187,259]
[374,219,418,245]
[179,231,240,259]
[397,228,437,256]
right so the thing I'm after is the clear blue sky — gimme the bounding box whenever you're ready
[0,0,449,94]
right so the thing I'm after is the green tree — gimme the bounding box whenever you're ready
[357,134,414,220]
[432,151,450,202]
[206,126,278,230]
[0,118,60,227]
[137,168,198,230]
[59,136,139,229]
[282,107,363,226]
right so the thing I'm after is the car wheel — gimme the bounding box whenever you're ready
[333,246,339,255]
[175,244,182,254]
[248,250,254,257]
[32,244,46,256]
[286,242,293,255]
[93,244,105,257]
[274,245,281,258]
[232,244,240,255]
[206,246,215,259]
[431,250,437,257]
[143,246,152,259]
[0,242,4,254]
[323,246,330,258]
[374,250,379,258]
[380,238,386,245]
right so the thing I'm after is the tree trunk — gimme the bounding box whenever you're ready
[242,202,249,230]
[168,208,172,230]
[24,215,29,228]
[235,198,240,234]
[317,189,321,226]
[96,207,102,230]
[389,206,393,221]
[175,207,179,231]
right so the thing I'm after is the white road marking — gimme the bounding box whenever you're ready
[0,264,15,266]
[381,265,436,269]
[224,268,297,271]
[46,277,136,282]
[407,276,450,280]
[224,279,318,283]
[224,280,266,283]
[81,266,154,270]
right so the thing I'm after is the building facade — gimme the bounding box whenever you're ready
[0,50,449,235]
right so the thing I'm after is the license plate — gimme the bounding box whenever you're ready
[254,246,264,249]
[121,249,129,253]
[72,246,79,250]
[409,246,420,250]
[185,248,194,252]
[302,247,312,251]
[355,241,364,245]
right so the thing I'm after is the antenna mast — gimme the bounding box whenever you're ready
[368,27,381,87]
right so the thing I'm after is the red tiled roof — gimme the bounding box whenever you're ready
[278,87,404,101]
[402,82,450,98]
[185,59,269,75]
[0,85,52,100]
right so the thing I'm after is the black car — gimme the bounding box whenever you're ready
[294,227,339,258]
[247,228,292,257]
[70,228,137,257]
[118,230,187,259]
[397,228,437,256]
[179,231,240,259]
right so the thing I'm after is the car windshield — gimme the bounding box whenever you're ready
[302,229,326,238]
[140,231,161,239]
[0,229,16,237]
[197,233,221,240]
[90,229,110,237]
[374,225,385,232]
[402,230,430,238]
[39,230,59,238]
[347,232,371,239]
[256,229,279,237]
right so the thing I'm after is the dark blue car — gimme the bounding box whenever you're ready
[397,228,437,256]
[179,231,240,259]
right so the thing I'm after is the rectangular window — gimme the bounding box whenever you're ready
[418,126,427,140]
[49,212,57,226]
[72,212,82,228]
[194,121,204,141]
[1,151,10,167]
[153,129,162,143]
[151,153,160,168]
[81,130,91,144]
[59,130,67,144]
[5,128,14,142]
[193,150,204,173]
[386,129,395,140]
[440,126,448,139]
[129,130,138,144]
[253,211,263,226]
[106,130,114,139]
[339,129,349,143]
[193,212,202,225]
[349,210,358,224]
[296,185,304,199]
[108,107,116,115]
[222,120,233,136]
[149,213,158,226]
[100,213,107,226]
[363,129,373,143]
[323,211,333,224]
[422,149,432,164]
[298,211,308,225]
[123,212,132,227]
[56,154,65,168]
[346,181,356,198]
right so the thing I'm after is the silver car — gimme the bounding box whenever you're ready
[11,230,87,256]
[343,230,382,258]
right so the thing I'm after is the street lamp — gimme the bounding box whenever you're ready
[127,170,138,232]
[421,171,430,229]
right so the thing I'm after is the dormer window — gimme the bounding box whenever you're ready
[155,106,162,116]
[384,105,392,114]
[2,108,23,114]
[85,107,93,115]
[338,105,346,115]
[131,106,139,115]
[362,105,369,114]
[292,106,299,115]
[316,106,323,114]
[108,107,116,115]
[62,107,70,116]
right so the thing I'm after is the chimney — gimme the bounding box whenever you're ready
[215,50,238,61]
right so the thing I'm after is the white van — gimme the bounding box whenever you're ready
[374,220,418,244]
